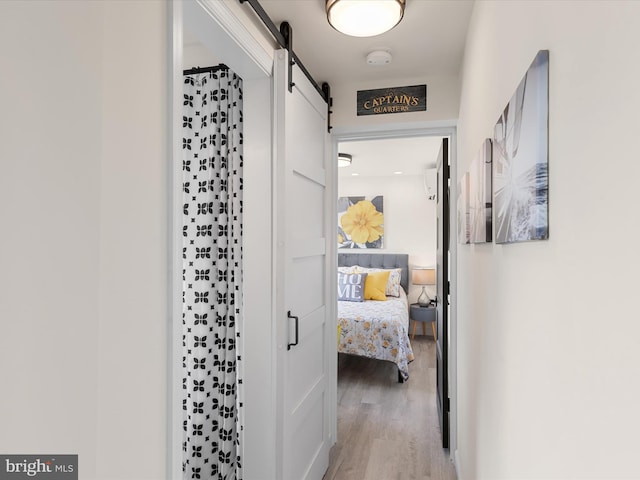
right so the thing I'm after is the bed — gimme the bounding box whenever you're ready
[337,253,415,381]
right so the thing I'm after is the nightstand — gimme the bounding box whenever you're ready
[410,303,437,340]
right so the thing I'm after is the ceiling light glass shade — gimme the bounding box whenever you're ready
[338,153,352,167]
[326,0,405,37]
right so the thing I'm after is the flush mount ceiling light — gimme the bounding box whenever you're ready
[338,153,353,168]
[326,0,406,38]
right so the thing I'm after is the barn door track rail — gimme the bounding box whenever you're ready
[238,0,333,132]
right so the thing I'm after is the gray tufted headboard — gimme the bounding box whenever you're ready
[338,253,409,292]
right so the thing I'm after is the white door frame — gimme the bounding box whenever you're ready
[331,121,459,468]
[169,1,275,479]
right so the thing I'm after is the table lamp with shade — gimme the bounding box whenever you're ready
[412,267,436,306]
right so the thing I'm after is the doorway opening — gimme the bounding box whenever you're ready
[170,2,275,478]
[170,5,459,478]
[330,126,458,476]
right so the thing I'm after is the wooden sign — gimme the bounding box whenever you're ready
[357,84,427,116]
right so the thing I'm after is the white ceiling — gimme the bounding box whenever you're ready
[257,0,472,176]
[185,1,473,177]
[338,136,444,178]
[259,0,474,86]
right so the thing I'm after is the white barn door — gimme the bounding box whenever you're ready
[274,49,332,480]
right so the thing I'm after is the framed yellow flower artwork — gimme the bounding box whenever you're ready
[338,195,384,249]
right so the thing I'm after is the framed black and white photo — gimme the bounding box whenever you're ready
[493,50,549,244]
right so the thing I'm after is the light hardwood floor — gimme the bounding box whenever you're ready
[324,336,457,480]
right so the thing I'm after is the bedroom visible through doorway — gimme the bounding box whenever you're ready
[330,131,456,477]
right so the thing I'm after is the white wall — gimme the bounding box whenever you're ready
[339,175,436,304]
[183,41,219,69]
[456,1,640,478]
[0,2,168,478]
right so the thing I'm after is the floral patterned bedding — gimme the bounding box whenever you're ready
[338,289,415,380]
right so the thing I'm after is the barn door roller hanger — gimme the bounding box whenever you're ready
[239,0,333,132]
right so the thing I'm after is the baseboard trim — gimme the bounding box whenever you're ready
[452,448,461,478]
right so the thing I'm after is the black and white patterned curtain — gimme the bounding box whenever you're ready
[182,66,243,480]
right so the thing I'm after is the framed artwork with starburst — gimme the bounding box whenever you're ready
[493,49,549,243]
[338,196,384,249]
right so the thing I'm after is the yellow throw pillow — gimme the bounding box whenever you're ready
[364,270,390,301]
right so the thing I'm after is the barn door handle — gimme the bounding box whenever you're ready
[287,310,299,350]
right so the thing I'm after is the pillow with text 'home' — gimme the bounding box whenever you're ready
[337,272,368,302]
